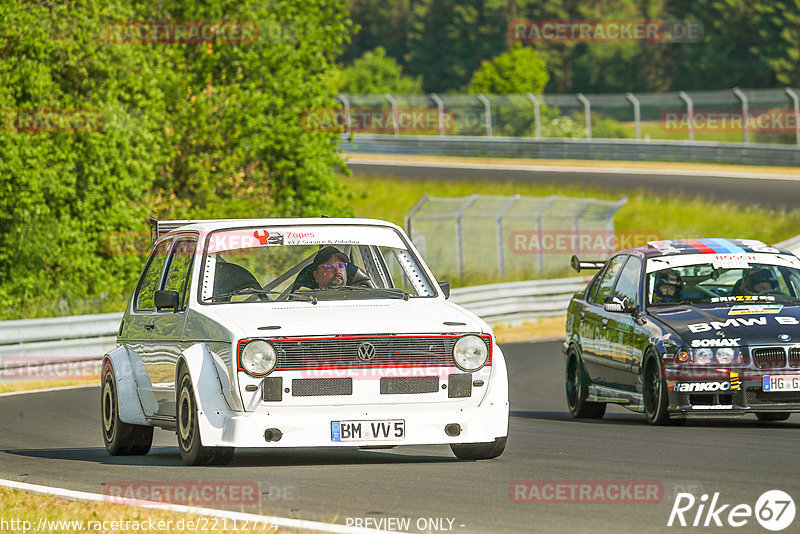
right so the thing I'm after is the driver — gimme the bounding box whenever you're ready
[653,269,683,304]
[309,246,349,289]
[741,268,779,295]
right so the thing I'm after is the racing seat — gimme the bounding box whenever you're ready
[212,262,261,301]
[289,263,375,292]
[730,278,746,296]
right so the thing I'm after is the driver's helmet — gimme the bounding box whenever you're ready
[743,268,779,294]
[654,269,682,302]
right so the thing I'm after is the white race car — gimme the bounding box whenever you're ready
[101,218,509,465]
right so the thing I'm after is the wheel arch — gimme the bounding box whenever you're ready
[102,347,148,425]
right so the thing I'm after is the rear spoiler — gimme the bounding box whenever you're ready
[570,255,606,273]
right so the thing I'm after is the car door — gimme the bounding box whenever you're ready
[601,255,645,390]
[580,254,626,386]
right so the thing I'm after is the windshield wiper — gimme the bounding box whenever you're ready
[307,285,411,300]
[204,288,317,304]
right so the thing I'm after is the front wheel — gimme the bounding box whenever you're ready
[101,360,153,456]
[565,352,606,419]
[177,366,234,466]
[643,356,672,426]
[756,412,791,422]
[450,436,507,460]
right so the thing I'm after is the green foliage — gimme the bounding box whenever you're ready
[340,47,422,94]
[468,47,548,95]
[0,0,353,319]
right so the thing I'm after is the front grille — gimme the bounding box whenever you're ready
[746,387,800,406]
[380,376,439,395]
[751,348,787,369]
[291,378,352,397]
[790,348,800,368]
[270,335,489,370]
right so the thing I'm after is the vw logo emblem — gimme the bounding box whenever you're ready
[357,342,376,361]
[779,333,791,342]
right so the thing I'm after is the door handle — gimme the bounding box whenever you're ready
[580,311,586,319]
[601,318,609,328]
[144,321,156,332]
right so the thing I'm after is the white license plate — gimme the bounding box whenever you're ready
[331,419,405,442]
[762,375,800,392]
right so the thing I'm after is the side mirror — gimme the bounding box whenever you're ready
[438,281,451,299]
[155,289,180,312]
[604,295,635,314]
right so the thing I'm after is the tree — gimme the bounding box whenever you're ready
[340,47,422,93]
[468,46,549,94]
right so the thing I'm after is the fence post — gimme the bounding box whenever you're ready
[430,93,445,136]
[732,87,748,144]
[785,88,800,147]
[336,93,351,135]
[404,193,430,237]
[535,196,557,273]
[678,91,694,142]
[477,94,492,136]
[455,195,479,279]
[526,93,542,138]
[625,92,641,140]
[577,93,591,139]
[384,93,399,136]
[496,195,520,278]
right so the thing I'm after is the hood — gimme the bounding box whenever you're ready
[196,298,487,339]
[649,303,800,347]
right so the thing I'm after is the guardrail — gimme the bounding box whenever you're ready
[340,134,800,166]
[1,235,798,369]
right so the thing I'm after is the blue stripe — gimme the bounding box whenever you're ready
[704,238,745,254]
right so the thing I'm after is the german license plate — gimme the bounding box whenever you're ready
[331,419,405,442]
[763,375,800,392]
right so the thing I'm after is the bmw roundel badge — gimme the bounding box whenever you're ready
[779,333,791,342]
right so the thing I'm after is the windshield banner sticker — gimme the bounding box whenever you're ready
[711,295,775,303]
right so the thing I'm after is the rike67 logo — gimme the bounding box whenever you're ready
[668,490,795,531]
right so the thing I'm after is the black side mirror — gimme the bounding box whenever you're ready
[604,295,634,314]
[438,281,451,299]
[155,289,180,312]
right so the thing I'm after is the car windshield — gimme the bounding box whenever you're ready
[646,257,800,306]
[199,225,435,303]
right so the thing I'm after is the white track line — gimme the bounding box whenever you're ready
[0,384,96,398]
[346,157,800,182]
[0,478,402,534]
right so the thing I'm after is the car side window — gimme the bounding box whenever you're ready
[135,241,170,311]
[163,239,197,311]
[613,256,642,302]
[590,255,626,305]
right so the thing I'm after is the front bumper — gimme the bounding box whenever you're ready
[666,368,800,414]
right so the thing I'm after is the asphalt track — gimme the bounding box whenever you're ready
[346,160,800,210]
[2,341,800,533]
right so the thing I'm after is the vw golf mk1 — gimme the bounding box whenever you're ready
[101,218,508,464]
[564,238,800,424]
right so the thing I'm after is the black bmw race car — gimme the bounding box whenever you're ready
[563,238,800,425]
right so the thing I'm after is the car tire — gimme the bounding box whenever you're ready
[450,436,507,460]
[565,351,606,419]
[101,360,153,456]
[755,412,791,422]
[643,355,674,426]
[176,366,234,466]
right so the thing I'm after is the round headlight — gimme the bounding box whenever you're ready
[241,340,277,376]
[694,348,713,365]
[452,335,489,372]
[715,347,737,364]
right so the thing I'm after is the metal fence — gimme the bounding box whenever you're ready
[405,194,628,284]
[337,88,800,146]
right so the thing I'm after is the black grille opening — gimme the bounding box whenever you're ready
[689,395,713,406]
[746,386,800,406]
[291,378,352,397]
[261,377,283,402]
[448,373,472,398]
[751,348,787,369]
[789,348,800,368]
[380,376,439,395]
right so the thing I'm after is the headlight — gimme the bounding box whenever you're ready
[715,347,741,364]
[240,340,277,376]
[693,348,714,365]
[452,335,489,372]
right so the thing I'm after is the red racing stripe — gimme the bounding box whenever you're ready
[684,238,717,254]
